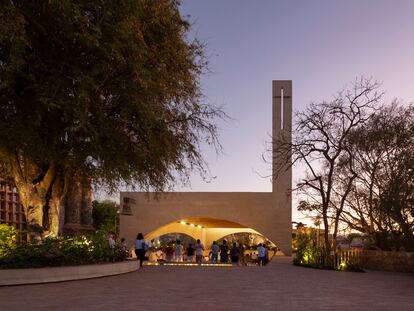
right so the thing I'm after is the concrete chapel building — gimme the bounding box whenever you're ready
[120,80,292,255]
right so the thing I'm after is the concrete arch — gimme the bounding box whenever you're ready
[145,221,202,242]
[212,230,275,245]
[120,192,291,255]
[203,228,269,249]
[121,211,287,254]
[147,225,276,252]
[144,217,272,247]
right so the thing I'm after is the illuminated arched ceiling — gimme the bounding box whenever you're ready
[179,217,248,228]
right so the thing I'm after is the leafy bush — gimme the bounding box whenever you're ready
[92,200,119,234]
[293,230,324,268]
[0,224,17,257]
[336,258,365,272]
[0,231,127,269]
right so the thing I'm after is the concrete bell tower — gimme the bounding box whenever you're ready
[271,80,292,255]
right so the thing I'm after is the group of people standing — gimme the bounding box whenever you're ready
[164,239,205,263]
[151,239,245,264]
[133,233,270,267]
[210,240,244,263]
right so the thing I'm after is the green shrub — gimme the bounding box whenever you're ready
[0,224,17,257]
[92,200,119,234]
[0,232,127,269]
[293,230,324,268]
[336,258,365,272]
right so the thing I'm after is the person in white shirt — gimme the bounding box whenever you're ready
[175,240,183,262]
[134,233,146,267]
[257,243,266,266]
[195,239,205,264]
[108,234,115,249]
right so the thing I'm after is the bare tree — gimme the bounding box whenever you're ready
[272,78,382,265]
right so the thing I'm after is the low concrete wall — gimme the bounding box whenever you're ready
[0,260,139,286]
[361,250,414,273]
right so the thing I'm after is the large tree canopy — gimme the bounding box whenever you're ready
[341,104,414,250]
[0,0,224,236]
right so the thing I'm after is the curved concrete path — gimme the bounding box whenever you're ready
[0,257,413,310]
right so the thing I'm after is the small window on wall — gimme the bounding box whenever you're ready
[123,197,136,204]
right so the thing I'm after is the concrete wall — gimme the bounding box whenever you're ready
[120,191,292,255]
[362,250,414,273]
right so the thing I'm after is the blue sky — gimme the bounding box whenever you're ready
[173,0,414,222]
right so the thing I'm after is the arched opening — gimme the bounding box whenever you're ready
[216,232,276,249]
[144,216,280,253]
[216,232,279,262]
[152,232,196,248]
[144,232,197,262]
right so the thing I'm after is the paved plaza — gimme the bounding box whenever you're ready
[1,257,413,311]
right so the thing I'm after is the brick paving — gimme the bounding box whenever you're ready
[0,257,413,311]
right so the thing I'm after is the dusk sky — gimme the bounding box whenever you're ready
[175,0,414,222]
[99,1,414,223]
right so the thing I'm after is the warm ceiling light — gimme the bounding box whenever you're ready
[197,225,203,229]
[190,223,195,227]
[180,221,186,225]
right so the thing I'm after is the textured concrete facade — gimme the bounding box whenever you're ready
[120,81,292,255]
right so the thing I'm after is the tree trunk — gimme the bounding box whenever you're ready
[10,153,66,238]
[322,208,331,267]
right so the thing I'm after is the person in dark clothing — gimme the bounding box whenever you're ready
[219,240,229,263]
[230,242,240,263]
[165,245,174,262]
[239,243,246,265]
[187,244,195,262]
[195,239,205,264]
